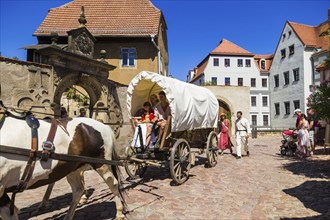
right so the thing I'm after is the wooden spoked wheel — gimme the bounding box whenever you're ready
[124,144,147,179]
[170,139,191,185]
[206,131,218,167]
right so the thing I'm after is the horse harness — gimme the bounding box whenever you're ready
[0,111,59,214]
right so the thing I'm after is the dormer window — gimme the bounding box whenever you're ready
[260,60,266,69]
[289,45,295,55]
[281,49,286,59]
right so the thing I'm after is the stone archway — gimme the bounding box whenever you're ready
[217,96,234,136]
[217,95,233,118]
[53,73,123,137]
[53,73,102,116]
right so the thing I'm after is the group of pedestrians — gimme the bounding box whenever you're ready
[218,111,251,159]
[294,108,318,158]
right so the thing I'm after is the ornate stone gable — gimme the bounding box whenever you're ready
[67,27,96,58]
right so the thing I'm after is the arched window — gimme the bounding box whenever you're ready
[260,59,266,69]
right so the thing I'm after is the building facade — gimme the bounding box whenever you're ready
[30,0,169,86]
[312,49,330,86]
[269,19,329,129]
[188,39,272,128]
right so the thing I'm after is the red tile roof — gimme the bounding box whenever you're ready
[210,39,254,56]
[190,58,208,82]
[34,0,162,37]
[288,20,329,50]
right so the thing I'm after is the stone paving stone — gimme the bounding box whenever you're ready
[10,136,330,219]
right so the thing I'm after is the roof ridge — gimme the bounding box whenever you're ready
[34,0,162,37]
[50,0,74,11]
[212,38,253,55]
[288,20,316,28]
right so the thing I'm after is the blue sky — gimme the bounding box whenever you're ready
[0,0,329,81]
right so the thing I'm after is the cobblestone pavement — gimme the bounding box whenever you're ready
[15,135,330,220]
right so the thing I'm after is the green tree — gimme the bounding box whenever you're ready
[307,80,330,122]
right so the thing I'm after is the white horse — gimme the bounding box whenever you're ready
[0,114,125,220]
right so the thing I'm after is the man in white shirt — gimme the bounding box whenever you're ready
[235,111,251,159]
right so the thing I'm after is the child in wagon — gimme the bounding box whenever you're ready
[132,102,155,147]
[134,101,155,123]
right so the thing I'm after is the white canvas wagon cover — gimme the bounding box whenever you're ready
[127,71,219,132]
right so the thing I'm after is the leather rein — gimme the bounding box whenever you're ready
[0,110,59,214]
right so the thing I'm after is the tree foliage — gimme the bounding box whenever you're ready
[307,80,330,122]
[65,88,89,105]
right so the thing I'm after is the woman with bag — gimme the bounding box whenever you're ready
[218,113,233,155]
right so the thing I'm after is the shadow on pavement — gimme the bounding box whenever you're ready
[19,193,72,219]
[282,158,330,179]
[43,201,117,220]
[282,180,330,220]
[19,188,116,220]
[123,162,198,187]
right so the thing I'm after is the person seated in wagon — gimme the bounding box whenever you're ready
[133,101,155,125]
[132,101,155,147]
[150,91,171,147]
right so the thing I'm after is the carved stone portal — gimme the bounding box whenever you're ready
[0,55,122,138]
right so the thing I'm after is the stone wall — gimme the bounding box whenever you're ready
[115,85,134,155]
[205,85,250,137]
[0,57,54,118]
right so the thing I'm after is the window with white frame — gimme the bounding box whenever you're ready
[251,96,257,107]
[252,115,257,125]
[225,77,230,86]
[238,77,243,86]
[245,59,251,67]
[293,68,299,81]
[121,48,136,67]
[262,78,267,87]
[262,96,268,107]
[251,78,256,87]
[211,77,217,85]
[213,58,219,66]
[263,115,269,126]
[237,59,243,67]
[293,100,300,110]
[224,59,230,67]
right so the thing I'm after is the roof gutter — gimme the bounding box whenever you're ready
[151,35,161,75]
